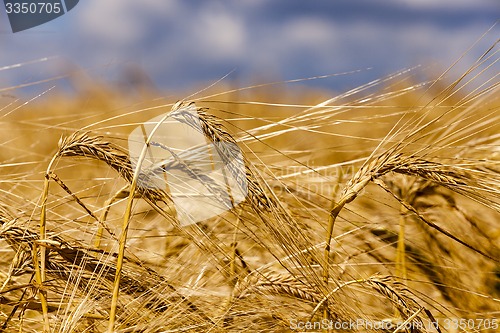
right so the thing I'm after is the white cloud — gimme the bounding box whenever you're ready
[74,0,180,47]
[194,4,247,61]
[75,0,145,46]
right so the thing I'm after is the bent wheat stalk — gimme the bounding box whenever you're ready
[321,151,495,322]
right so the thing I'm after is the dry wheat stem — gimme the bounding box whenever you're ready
[226,215,241,314]
[310,279,360,320]
[48,172,117,241]
[94,185,128,249]
[374,178,497,262]
[1,219,211,330]
[37,152,60,333]
[107,140,151,332]
[393,307,424,333]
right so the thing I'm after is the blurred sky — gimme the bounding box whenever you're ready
[0,0,498,96]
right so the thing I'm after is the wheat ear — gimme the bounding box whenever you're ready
[322,151,480,321]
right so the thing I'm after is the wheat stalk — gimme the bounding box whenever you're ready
[321,150,498,322]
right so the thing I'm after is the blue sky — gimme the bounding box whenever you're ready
[1,0,498,96]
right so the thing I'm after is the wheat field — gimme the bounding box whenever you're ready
[0,39,499,333]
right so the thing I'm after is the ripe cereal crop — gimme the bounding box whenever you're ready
[0,36,498,332]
